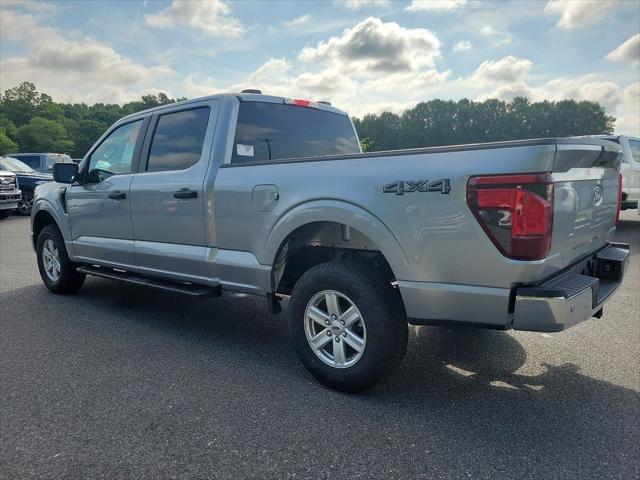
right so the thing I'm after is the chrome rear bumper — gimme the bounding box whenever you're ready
[513,243,630,332]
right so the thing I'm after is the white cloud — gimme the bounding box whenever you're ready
[0,8,56,43]
[342,0,390,10]
[453,40,472,52]
[283,14,312,28]
[299,17,442,75]
[614,82,640,135]
[1,5,173,104]
[145,0,244,37]
[607,34,640,64]
[406,0,467,12]
[544,0,619,29]
[471,56,532,87]
[479,25,512,46]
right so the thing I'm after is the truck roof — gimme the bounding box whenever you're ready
[119,92,350,123]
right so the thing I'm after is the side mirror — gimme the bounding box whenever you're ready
[53,162,79,184]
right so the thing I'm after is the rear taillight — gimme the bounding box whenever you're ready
[616,173,622,224]
[467,173,554,260]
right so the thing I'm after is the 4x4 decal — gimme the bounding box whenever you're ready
[383,179,451,195]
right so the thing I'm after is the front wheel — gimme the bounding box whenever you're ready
[288,261,407,392]
[16,191,34,216]
[36,224,85,293]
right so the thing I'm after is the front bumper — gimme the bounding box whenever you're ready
[0,190,21,210]
[513,242,630,332]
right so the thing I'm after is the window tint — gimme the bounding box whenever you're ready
[147,107,209,172]
[88,120,143,180]
[629,140,640,163]
[232,102,359,164]
[13,155,40,169]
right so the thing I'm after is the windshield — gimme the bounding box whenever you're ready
[0,157,35,173]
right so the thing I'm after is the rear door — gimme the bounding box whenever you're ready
[129,101,219,283]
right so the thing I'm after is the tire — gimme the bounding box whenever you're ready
[16,191,33,216]
[0,209,13,219]
[288,261,408,392]
[36,224,85,293]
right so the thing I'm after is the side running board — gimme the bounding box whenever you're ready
[76,265,221,297]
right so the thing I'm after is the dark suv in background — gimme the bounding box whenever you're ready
[0,156,53,215]
[7,153,73,174]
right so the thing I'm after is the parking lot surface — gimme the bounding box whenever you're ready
[1,213,638,480]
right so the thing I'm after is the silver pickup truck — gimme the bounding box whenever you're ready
[31,92,630,391]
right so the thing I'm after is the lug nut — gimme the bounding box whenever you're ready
[331,314,337,320]
[325,320,330,326]
[327,330,332,336]
[342,331,347,337]
[335,337,340,342]
[340,320,345,326]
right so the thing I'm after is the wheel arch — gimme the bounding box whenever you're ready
[32,208,63,250]
[265,200,409,294]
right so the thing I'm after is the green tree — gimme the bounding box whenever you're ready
[18,117,74,153]
[0,129,18,155]
[0,82,52,127]
[68,119,109,158]
[355,97,615,151]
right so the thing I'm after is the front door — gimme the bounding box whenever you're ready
[129,104,217,283]
[67,118,146,269]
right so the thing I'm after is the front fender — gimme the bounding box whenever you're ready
[31,185,73,253]
[262,199,411,280]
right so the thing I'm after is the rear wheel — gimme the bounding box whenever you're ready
[36,224,85,293]
[288,261,407,392]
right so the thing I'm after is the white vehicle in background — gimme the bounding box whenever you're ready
[595,135,640,211]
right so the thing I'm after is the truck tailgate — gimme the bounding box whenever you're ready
[547,139,622,272]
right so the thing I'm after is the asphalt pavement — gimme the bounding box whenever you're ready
[1,212,638,480]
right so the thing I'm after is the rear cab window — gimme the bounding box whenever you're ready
[231,101,360,164]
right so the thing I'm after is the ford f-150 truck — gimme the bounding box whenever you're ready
[0,169,21,219]
[31,91,629,391]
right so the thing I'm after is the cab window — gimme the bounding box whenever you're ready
[629,140,640,163]
[146,107,210,172]
[86,120,143,182]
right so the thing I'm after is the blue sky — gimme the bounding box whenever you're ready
[1,0,639,133]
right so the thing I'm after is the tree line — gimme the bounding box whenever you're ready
[0,82,184,158]
[0,82,614,157]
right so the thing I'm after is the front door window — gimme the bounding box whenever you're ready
[86,120,143,182]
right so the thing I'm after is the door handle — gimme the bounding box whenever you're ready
[173,188,198,199]
[107,191,126,200]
